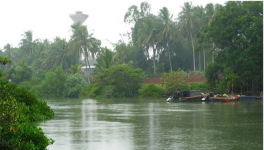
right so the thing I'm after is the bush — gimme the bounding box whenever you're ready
[63,73,86,98]
[139,83,165,98]
[189,82,210,93]
[80,83,103,98]
[96,64,145,97]
[161,69,189,93]
[40,67,67,98]
[0,80,54,149]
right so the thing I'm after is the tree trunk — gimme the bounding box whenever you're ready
[190,33,195,71]
[212,43,215,64]
[203,49,206,70]
[168,45,172,71]
[199,51,201,71]
[152,46,156,76]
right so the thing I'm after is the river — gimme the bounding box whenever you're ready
[38,98,263,150]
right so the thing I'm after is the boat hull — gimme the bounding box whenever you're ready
[179,95,204,102]
[221,98,238,102]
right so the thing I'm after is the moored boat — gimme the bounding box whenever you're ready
[166,90,204,102]
[220,95,240,102]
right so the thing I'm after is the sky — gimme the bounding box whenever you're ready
[0,0,228,50]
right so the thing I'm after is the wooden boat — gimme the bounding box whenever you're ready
[166,90,204,102]
[202,93,240,102]
[220,95,240,102]
[179,95,204,102]
[202,92,223,102]
[208,97,224,102]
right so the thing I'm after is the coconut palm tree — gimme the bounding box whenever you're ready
[95,48,118,71]
[158,7,177,71]
[19,30,38,63]
[41,37,70,70]
[179,2,196,71]
[70,23,101,83]
[137,15,160,75]
[3,44,14,68]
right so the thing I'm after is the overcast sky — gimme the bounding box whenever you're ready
[0,0,227,50]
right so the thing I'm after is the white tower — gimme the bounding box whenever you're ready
[69,11,88,24]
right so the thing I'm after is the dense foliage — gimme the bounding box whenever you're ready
[206,1,263,94]
[1,1,261,149]
[0,1,262,98]
[0,58,54,149]
[139,83,165,98]
[96,64,146,98]
[161,69,189,94]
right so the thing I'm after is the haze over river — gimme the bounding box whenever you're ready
[38,98,263,150]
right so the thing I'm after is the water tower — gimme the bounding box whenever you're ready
[69,11,88,24]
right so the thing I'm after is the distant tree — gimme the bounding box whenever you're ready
[95,48,118,71]
[40,67,67,97]
[161,69,189,94]
[158,7,177,71]
[96,64,145,97]
[179,2,196,71]
[70,23,101,83]
[124,1,151,24]
[137,15,161,75]
[63,73,86,98]
[3,61,32,84]
[206,1,263,93]
[19,30,38,63]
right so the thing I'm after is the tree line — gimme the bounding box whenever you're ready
[0,1,263,97]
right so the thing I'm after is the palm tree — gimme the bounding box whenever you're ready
[41,37,70,70]
[179,2,196,71]
[69,23,88,64]
[158,7,177,71]
[137,15,160,75]
[193,5,206,71]
[70,23,101,83]
[95,48,117,71]
[19,30,38,62]
[3,44,14,68]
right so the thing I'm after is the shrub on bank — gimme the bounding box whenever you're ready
[189,82,210,93]
[139,83,165,98]
[0,80,54,149]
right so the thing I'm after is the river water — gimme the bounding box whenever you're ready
[38,98,263,150]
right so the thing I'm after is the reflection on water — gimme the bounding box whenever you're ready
[39,99,263,150]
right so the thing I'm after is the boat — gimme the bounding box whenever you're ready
[202,93,240,102]
[167,90,204,102]
[202,92,223,102]
[240,95,257,99]
[220,95,240,102]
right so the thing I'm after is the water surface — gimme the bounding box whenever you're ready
[39,98,263,150]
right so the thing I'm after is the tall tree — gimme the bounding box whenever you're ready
[124,1,151,24]
[3,44,15,68]
[179,2,196,71]
[19,30,38,63]
[70,23,101,83]
[137,15,161,75]
[95,48,118,71]
[158,7,177,71]
[207,1,263,93]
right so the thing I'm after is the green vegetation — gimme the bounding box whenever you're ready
[0,1,262,98]
[1,1,262,149]
[205,1,263,94]
[139,83,165,98]
[95,64,146,98]
[0,59,54,149]
[161,69,189,93]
